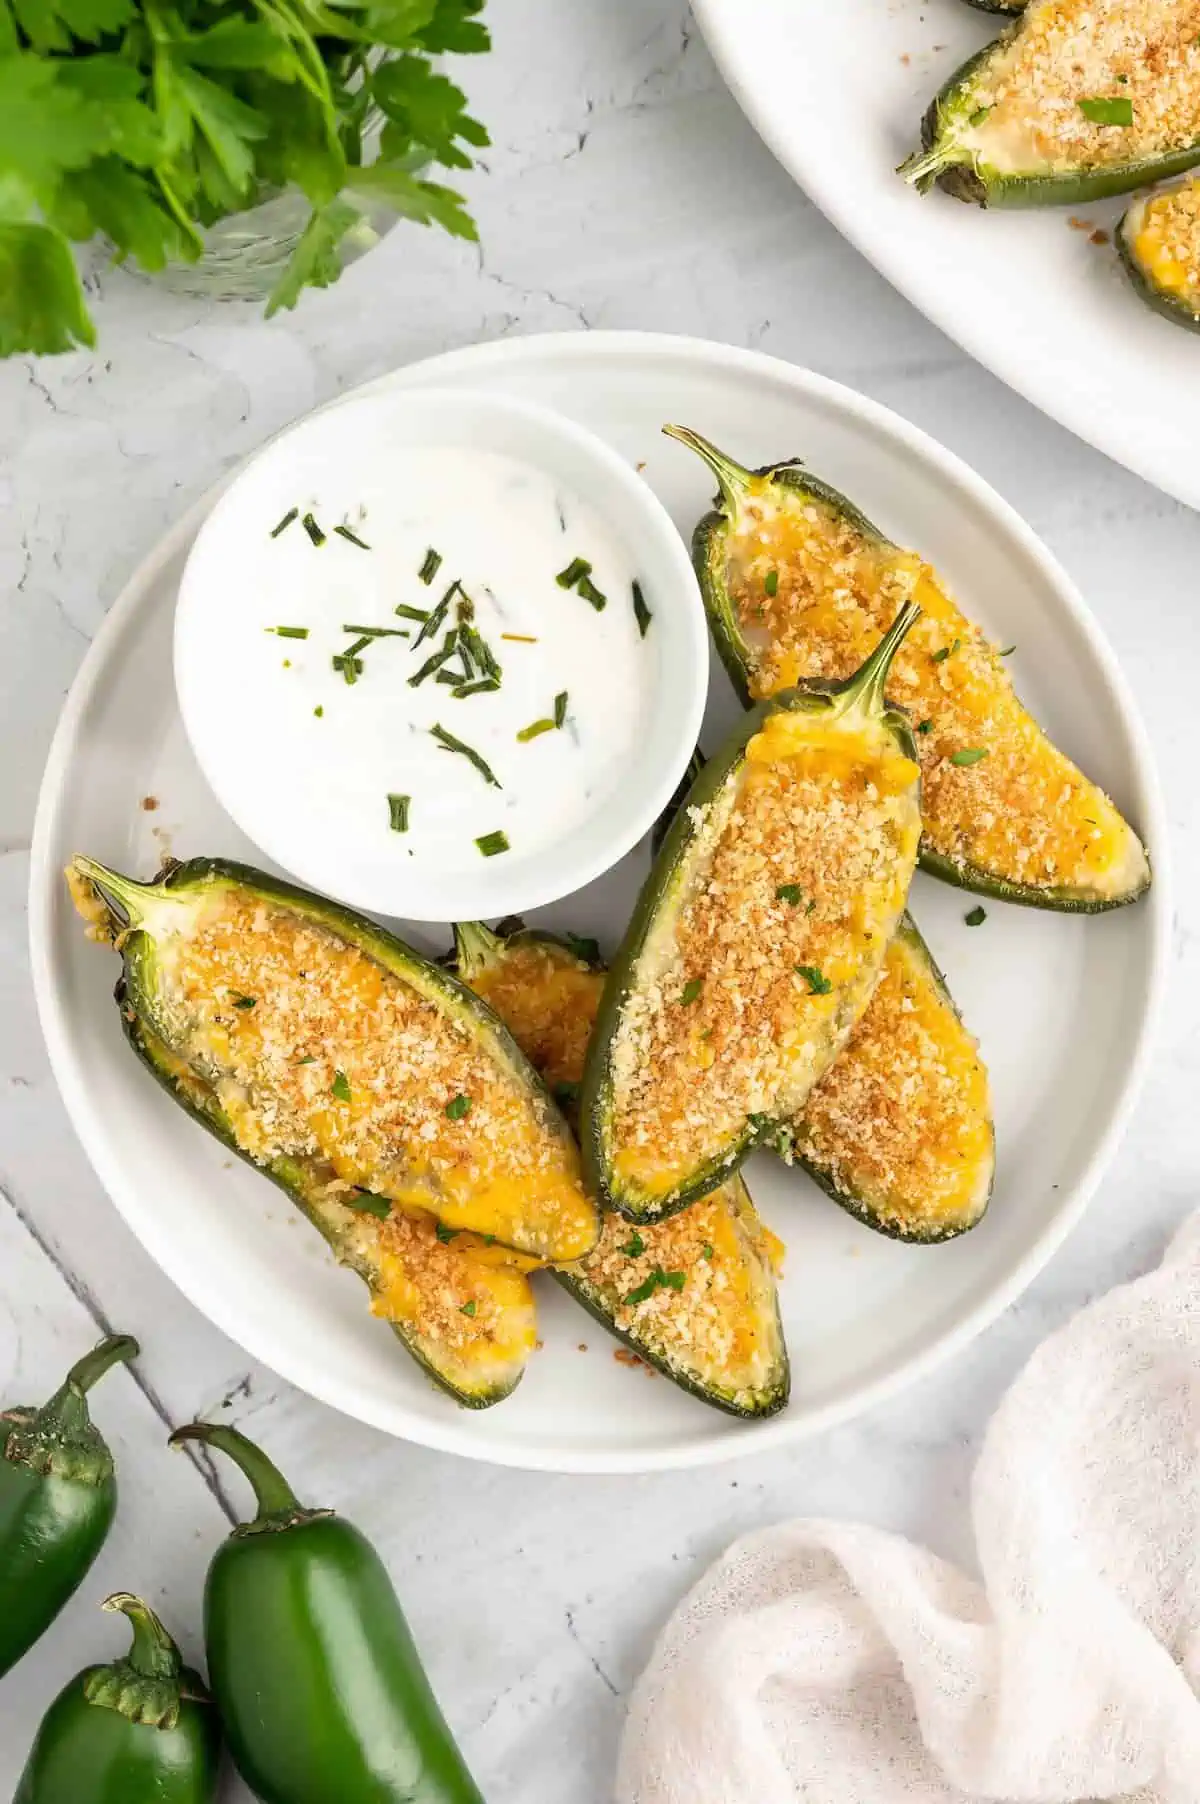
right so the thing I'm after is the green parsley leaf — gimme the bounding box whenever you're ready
[965,906,987,927]
[917,718,933,734]
[565,932,600,964]
[680,977,703,1006]
[702,1243,714,1260]
[1078,96,1133,126]
[950,747,989,767]
[621,1233,646,1258]
[931,640,960,664]
[435,1221,457,1243]
[554,1080,580,1109]
[0,221,94,357]
[625,1266,686,1306]
[331,1069,352,1102]
[764,569,779,597]
[460,1299,477,1317]
[231,994,257,1011]
[775,883,804,905]
[445,1092,472,1120]
[347,1190,391,1220]
[795,965,832,995]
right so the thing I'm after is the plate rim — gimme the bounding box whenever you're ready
[690,0,1199,513]
[28,328,1172,1474]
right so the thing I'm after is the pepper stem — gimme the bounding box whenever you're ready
[662,425,754,514]
[452,920,504,981]
[102,1593,181,1685]
[170,1422,314,1534]
[83,1595,192,1729]
[835,600,922,722]
[898,143,953,192]
[69,857,158,930]
[3,1333,138,1482]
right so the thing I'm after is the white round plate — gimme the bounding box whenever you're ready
[693,0,1200,510]
[30,332,1168,1474]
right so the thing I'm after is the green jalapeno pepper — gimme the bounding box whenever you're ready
[0,1333,137,1679]
[171,1421,486,1804]
[14,1592,220,1804]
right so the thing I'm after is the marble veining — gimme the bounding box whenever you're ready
[3,1,1200,1796]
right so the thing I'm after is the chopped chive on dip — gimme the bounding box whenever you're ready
[680,977,703,1006]
[556,556,592,589]
[332,654,363,684]
[431,723,501,789]
[554,690,568,727]
[301,512,326,547]
[632,581,652,637]
[576,574,607,612]
[475,830,510,857]
[334,523,370,550]
[394,603,432,625]
[965,906,987,927]
[452,678,500,699]
[445,1093,472,1120]
[950,747,989,767]
[342,624,408,639]
[775,883,804,905]
[267,625,309,639]
[331,1069,351,1102]
[795,965,832,995]
[419,547,443,585]
[1078,95,1132,126]
[460,1300,477,1317]
[270,507,298,539]
[764,569,779,598]
[387,793,410,833]
[516,717,555,743]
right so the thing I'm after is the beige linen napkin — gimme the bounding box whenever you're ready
[619,1213,1200,1804]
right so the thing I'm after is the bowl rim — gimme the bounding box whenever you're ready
[28,330,1170,1474]
[172,383,709,922]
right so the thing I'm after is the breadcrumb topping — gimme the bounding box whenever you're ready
[151,888,594,1261]
[133,1013,535,1388]
[607,712,920,1191]
[1128,177,1200,312]
[724,486,1147,900]
[960,0,1200,174]
[468,933,786,1404]
[790,925,993,1236]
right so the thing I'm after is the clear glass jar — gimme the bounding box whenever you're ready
[152,186,398,305]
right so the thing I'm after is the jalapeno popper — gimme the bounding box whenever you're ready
[668,427,1150,912]
[451,921,790,1416]
[582,606,924,1222]
[655,758,994,1242]
[903,0,1200,207]
[1119,176,1200,330]
[67,857,601,1407]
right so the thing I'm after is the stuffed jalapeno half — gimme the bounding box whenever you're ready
[122,1011,536,1407]
[581,605,924,1223]
[656,758,994,1242]
[902,2,1200,208]
[451,921,789,1416]
[67,856,600,1264]
[668,426,1150,912]
[1119,177,1200,330]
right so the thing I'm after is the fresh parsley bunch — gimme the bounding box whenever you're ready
[0,0,489,357]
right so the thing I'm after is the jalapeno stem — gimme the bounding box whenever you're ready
[170,1422,313,1533]
[451,920,504,979]
[21,1332,138,1448]
[662,424,754,511]
[836,600,922,723]
[101,1593,182,1684]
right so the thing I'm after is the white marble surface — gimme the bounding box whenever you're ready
[2,1,1200,1796]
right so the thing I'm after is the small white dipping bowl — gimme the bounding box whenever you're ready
[175,388,708,921]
